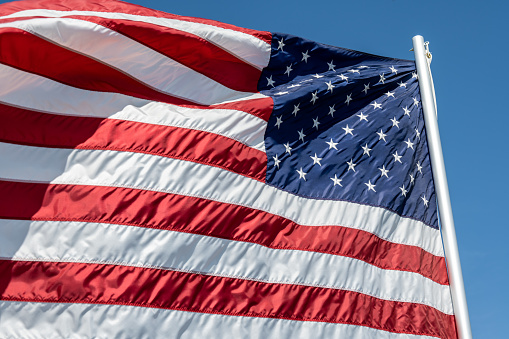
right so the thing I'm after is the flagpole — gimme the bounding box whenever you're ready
[412,35,473,339]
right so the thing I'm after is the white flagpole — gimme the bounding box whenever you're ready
[412,35,473,339]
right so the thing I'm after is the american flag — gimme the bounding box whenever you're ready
[0,0,457,338]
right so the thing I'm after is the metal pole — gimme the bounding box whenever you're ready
[412,35,473,339]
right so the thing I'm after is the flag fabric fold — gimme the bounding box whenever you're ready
[0,0,457,338]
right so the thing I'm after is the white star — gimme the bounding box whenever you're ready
[310,153,322,166]
[326,138,338,150]
[392,151,402,163]
[284,64,293,76]
[312,117,320,130]
[348,69,360,74]
[385,91,395,98]
[379,73,386,84]
[362,143,372,156]
[326,81,334,93]
[415,128,421,139]
[343,125,354,136]
[404,138,414,150]
[345,93,352,105]
[391,117,400,128]
[347,159,357,172]
[273,154,281,168]
[363,83,370,94]
[266,75,275,87]
[275,116,283,129]
[398,81,407,88]
[399,185,408,197]
[412,72,418,79]
[421,195,429,207]
[370,101,382,110]
[277,38,285,51]
[377,129,387,142]
[416,161,423,173]
[296,167,307,180]
[403,106,411,116]
[284,142,292,155]
[413,97,420,106]
[288,84,300,88]
[310,91,318,104]
[298,129,306,142]
[410,173,415,184]
[338,74,348,81]
[312,73,324,79]
[328,104,336,117]
[301,50,310,63]
[365,180,376,192]
[357,112,368,121]
[358,65,369,69]
[379,165,389,178]
[327,60,336,71]
[292,104,300,116]
[330,174,343,186]
[390,66,398,74]
[275,91,288,95]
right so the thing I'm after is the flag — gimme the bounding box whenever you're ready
[0,0,457,338]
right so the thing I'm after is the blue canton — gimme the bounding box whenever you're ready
[259,33,438,229]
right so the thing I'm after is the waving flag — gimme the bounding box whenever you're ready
[0,0,457,338]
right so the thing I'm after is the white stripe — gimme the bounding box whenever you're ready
[0,220,453,314]
[0,17,266,105]
[0,65,267,151]
[0,143,444,257]
[0,63,151,117]
[0,9,271,70]
[109,102,266,152]
[0,301,441,339]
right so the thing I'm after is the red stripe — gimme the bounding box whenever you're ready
[209,98,273,122]
[0,260,457,338]
[0,104,267,181]
[0,27,274,120]
[0,180,448,285]
[0,27,214,106]
[0,0,272,44]
[71,15,262,93]
[0,15,263,93]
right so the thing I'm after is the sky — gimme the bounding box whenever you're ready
[2,0,506,337]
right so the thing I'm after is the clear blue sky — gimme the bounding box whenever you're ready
[3,0,506,337]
